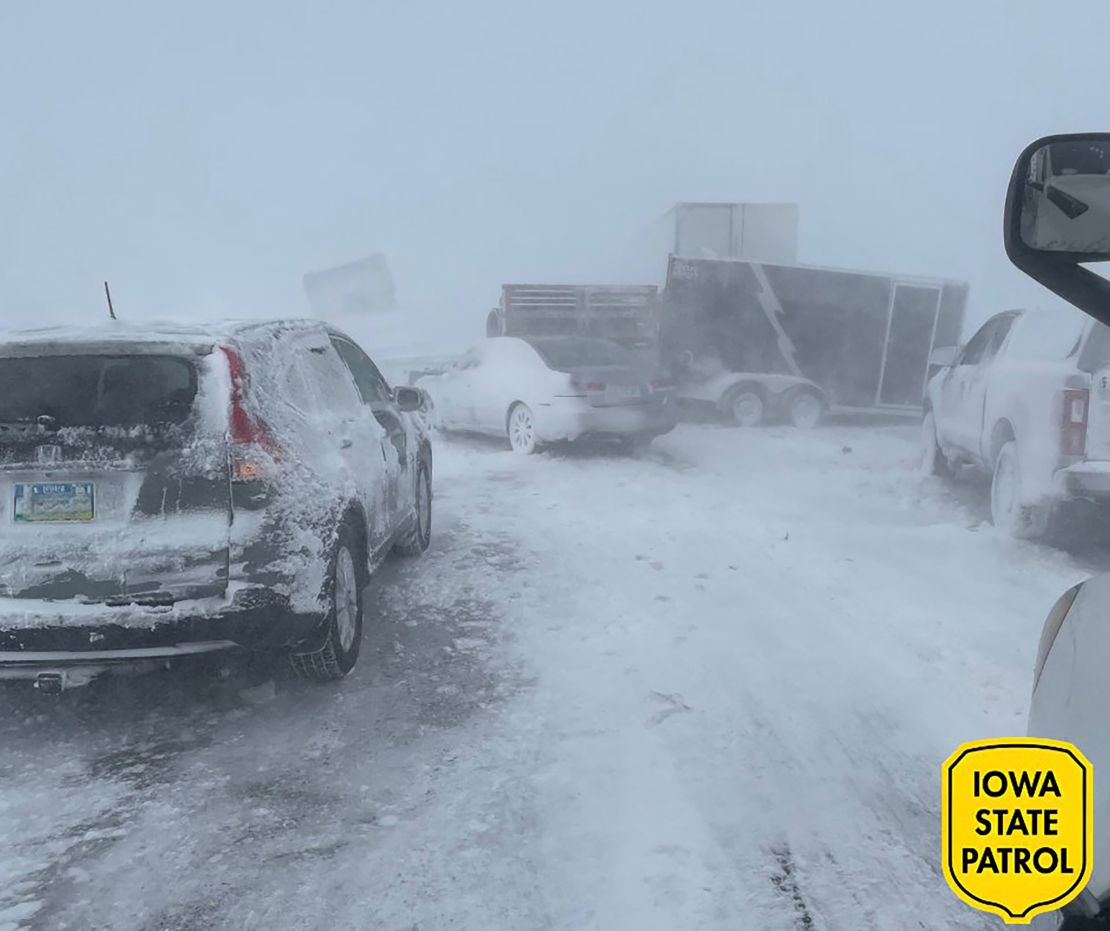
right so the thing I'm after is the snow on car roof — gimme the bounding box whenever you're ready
[0,319,330,354]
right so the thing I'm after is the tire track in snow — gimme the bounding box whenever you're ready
[770,845,816,930]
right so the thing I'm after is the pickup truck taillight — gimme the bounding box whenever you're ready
[1060,388,1089,457]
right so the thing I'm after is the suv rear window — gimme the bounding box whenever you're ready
[0,354,197,428]
[529,337,634,369]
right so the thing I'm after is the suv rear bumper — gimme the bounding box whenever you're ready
[0,641,238,689]
[0,588,322,671]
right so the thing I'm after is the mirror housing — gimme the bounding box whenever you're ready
[394,386,426,412]
[1009,135,1110,259]
[928,345,960,368]
[1005,133,1110,328]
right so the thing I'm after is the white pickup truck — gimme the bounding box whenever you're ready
[922,306,1110,537]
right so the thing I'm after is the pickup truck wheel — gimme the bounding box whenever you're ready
[290,523,365,681]
[991,441,1050,539]
[726,388,765,427]
[920,411,952,477]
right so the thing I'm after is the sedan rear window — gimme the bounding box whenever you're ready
[529,337,634,369]
[0,354,197,428]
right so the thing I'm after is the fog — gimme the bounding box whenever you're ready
[9,6,1110,926]
[2,0,1109,344]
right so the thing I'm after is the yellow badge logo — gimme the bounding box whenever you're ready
[941,738,1093,924]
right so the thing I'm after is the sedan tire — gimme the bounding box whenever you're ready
[508,402,538,454]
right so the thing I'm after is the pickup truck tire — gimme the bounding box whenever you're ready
[990,441,1051,539]
[920,411,952,478]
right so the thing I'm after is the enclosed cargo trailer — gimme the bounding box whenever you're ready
[662,255,967,416]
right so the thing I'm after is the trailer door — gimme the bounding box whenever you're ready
[877,284,942,407]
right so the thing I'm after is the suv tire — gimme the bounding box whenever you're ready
[394,460,432,556]
[290,521,366,681]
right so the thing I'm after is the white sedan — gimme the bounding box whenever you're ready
[416,336,678,454]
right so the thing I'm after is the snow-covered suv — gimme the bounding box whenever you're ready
[921,306,1110,537]
[0,320,433,690]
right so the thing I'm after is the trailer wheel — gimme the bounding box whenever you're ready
[725,387,765,427]
[785,388,824,429]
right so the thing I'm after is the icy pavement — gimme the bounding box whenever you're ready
[0,423,1095,930]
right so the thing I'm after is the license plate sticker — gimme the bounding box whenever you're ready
[14,482,96,523]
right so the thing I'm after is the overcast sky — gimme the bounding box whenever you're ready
[2,0,1108,345]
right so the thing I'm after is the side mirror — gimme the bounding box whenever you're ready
[929,345,960,368]
[1007,135,1110,259]
[1006,133,1110,328]
[394,386,426,412]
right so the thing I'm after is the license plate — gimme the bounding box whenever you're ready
[609,385,642,401]
[14,482,96,523]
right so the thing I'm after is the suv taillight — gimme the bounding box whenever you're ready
[1061,388,1089,457]
[220,346,281,480]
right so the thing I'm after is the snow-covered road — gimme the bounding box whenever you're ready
[0,423,1096,930]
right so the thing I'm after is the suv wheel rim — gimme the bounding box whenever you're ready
[334,546,359,653]
[510,406,534,451]
[732,393,763,427]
